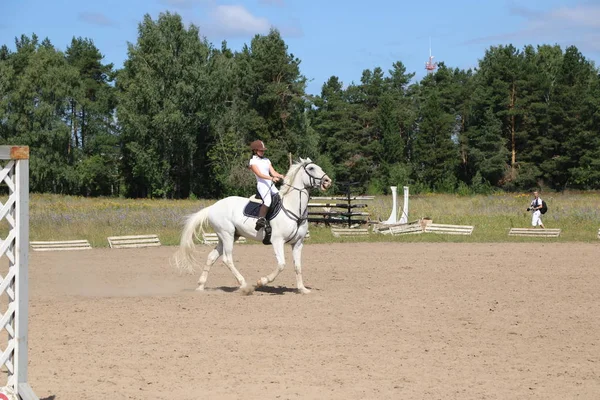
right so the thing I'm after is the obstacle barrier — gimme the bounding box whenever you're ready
[375,218,474,236]
[382,186,409,225]
[308,196,373,226]
[202,233,247,245]
[388,223,424,235]
[30,239,92,251]
[597,228,600,239]
[107,234,161,249]
[425,224,474,235]
[331,227,369,237]
[0,146,38,399]
[508,228,561,238]
[309,181,373,227]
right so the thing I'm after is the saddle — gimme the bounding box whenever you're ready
[243,192,282,221]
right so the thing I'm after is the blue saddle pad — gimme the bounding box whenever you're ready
[243,193,282,220]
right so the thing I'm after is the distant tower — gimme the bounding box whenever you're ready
[425,37,437,74]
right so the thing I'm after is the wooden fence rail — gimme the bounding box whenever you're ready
[508,228,561,238]
[30,239,92,251]
[107,234,162,249]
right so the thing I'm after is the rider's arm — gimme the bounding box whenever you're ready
[250,164,274,180]
[269,165,284,180]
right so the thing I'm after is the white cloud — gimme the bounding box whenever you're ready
[175,2,302,39]
[259,0,285,6]
[467,3,600,56]
[207,5,271,36]
[546,4,600,28]
[78,12,117,27]
[158,0,213,10]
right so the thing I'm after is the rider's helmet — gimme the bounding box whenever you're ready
[250,140,267,151]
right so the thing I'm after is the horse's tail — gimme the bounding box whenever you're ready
[173,206,211,274]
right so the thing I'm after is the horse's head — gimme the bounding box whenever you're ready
[297,157,332,191]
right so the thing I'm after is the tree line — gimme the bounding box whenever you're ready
[1,11,599,198]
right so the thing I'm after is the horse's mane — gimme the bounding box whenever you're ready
[280,157,311,196]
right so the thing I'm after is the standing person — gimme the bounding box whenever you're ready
[527,190,545,229]
[248,140,284,232]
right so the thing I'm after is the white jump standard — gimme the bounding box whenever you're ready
[0,146,38,400]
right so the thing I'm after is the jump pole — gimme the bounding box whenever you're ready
[0,146,38,400]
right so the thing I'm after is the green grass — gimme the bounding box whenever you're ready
[9,191,600,247]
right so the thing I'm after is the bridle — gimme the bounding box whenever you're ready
[302,162,329,189]
[278,162,330,241]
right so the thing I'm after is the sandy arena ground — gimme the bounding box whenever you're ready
[19,242,600,399]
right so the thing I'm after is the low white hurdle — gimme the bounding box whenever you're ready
[331,227,369,237]
[387,222,423,235]
[508,228,561,238]
[30,239,92,251]
[202,233,247,245]
[107,234,161,249]
[0,146,38,399]
[425,224,474,235]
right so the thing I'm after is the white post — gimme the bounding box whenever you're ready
[399,186,409,224]
[383,186,398,224]
[0,146,38,400]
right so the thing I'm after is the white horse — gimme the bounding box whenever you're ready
[174,158,332,294]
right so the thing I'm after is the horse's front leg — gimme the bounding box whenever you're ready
[291,239,310,294]
[257,238,286,288]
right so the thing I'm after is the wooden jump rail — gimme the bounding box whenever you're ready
[331,227,369,237]
[107,234,162,249]
[30,240,92,251]
[425,224,474,235]
[388,223,423,235]
[375,220,474,236]
[508,228,561,238]
[597,228,600,239]
[202,233,247,245]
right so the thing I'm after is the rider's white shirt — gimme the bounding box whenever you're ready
[249,155,272,185]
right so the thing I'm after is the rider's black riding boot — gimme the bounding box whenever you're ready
[255,205,270,231]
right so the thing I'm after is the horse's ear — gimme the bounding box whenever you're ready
[305,157,312,163]
[299,157,305,163]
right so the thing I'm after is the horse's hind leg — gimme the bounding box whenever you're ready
[220,235,248,290]
[197,241,223,291]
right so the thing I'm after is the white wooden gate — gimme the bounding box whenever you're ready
[0,146,38,400]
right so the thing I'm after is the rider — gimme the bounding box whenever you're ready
[248,140,284,231]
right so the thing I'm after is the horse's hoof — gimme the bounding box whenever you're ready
[257,277,269,286]
[298,287,311,294]
[195,286,205,292]
[239,285,255,296]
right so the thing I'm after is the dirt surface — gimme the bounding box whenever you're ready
[21,242,600,399]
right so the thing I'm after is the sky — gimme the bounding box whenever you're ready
[1,0,599,95]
